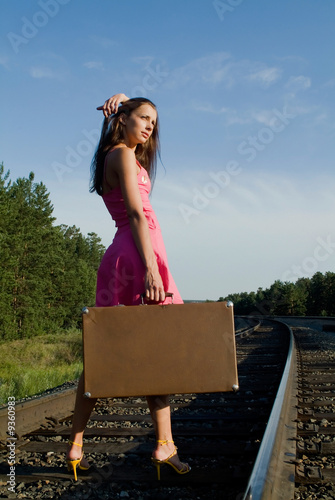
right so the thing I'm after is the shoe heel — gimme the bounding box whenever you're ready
[67,459,80,481]
[67,441,86,481]
[151,458,161,481]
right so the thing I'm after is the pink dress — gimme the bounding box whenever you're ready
[95,154,183,307]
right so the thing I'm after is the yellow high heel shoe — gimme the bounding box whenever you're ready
[151,440,191,481]
[67,440,90,481]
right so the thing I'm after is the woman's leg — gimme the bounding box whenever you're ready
[67,372,97,467]
[146,395,189,471]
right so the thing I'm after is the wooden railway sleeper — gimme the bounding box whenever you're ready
[297,408,335,422]
[298,398,335,407]
[296,465,335,484]
[297,427,335,437]
[297,440,335,455]
[298,384,335,391]
[295,464,324,483]
[298,390,335,397]
[297,422,319,432]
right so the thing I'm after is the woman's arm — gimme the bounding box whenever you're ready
[106,147,165,302]
[97,93,129,117]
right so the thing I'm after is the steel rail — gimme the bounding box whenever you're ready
[242,320,298,500]
[0,386,76,441]
[235,316,261,337]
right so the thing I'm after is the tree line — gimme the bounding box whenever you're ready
[0,165,105,340]
[220,272,335,317]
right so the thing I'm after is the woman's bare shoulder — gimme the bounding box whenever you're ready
[106,147,138,176]
[107,146,135,165]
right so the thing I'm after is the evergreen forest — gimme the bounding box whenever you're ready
[220,272,335,317]
[0,165,105,341]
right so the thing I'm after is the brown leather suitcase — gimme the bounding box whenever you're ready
[82,301,238,398]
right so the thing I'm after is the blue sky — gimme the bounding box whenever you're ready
[1,0,335,300]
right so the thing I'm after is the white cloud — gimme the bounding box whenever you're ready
[132,56,155,66]
[276,55,307,64]
[191,103,296,128]
[250,109,277,126]
[191,103,253,125]
[28,52,68,80]
[285,75,311,91]
[247,66,282,87]
[314,113,328,124]
[30,66,60,79]
[167,52,232,88]
[0,55,9,69]
[83,61,104,70]
[191,102,228,114]
[322,78,335,88]
[90,36,118,48]
[223,111,252,125]
[165,54,283,93]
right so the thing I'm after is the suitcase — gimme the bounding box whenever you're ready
[82,300,238,398]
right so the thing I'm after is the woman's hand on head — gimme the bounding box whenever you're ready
[144,268,165,303]
[97,93,129,118]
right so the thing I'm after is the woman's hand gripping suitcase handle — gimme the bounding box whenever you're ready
[141,292,174,305]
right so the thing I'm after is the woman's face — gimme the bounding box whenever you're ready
[121,104,157,147]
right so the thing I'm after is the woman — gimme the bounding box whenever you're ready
[66,93,190,481]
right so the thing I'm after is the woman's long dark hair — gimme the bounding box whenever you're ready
[90,97,160,195]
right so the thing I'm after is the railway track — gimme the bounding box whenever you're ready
[294,325,335,500]
[1,318,334,499]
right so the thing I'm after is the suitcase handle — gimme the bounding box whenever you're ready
[141,292,174,305]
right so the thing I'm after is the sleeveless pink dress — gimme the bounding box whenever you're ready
[95,154,183,307]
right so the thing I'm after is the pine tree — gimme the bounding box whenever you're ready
[0,164,16,339]
[0,168,105,340]
[308,272,326,316]
[5,173,57,337]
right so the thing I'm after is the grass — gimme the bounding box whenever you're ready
[0,329,83,406]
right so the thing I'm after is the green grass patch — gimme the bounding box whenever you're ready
[0,329,83,405]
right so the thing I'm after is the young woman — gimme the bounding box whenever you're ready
[66,93,190,481]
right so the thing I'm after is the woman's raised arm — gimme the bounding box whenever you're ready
[97,93,129,117]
